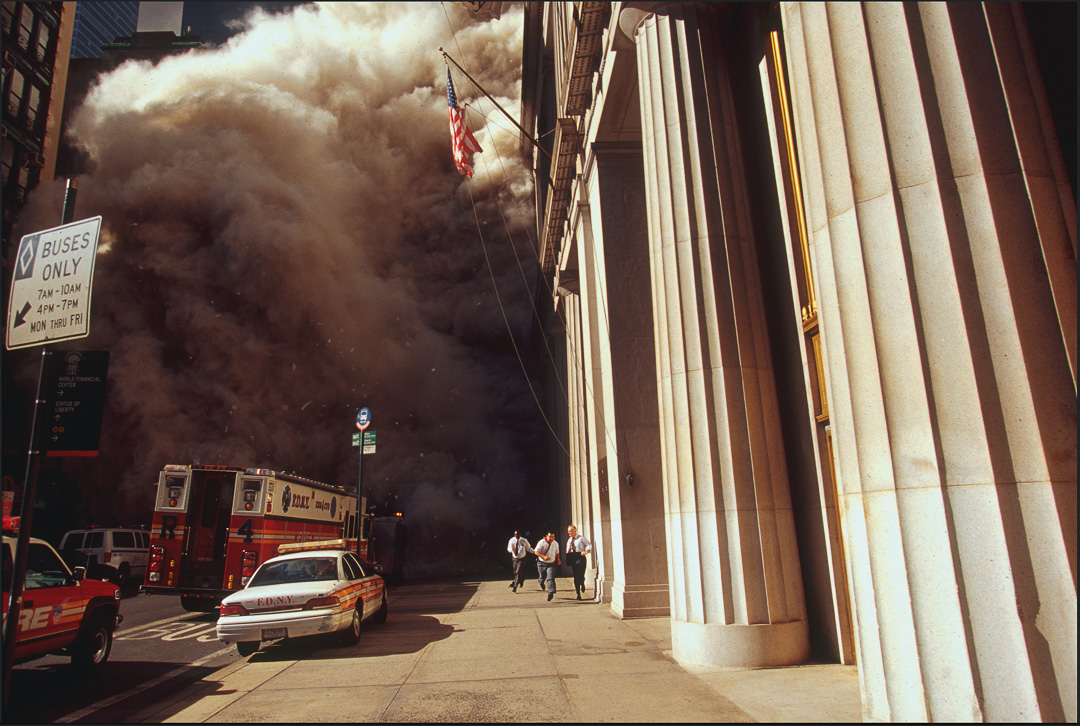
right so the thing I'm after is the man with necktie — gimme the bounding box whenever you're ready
[565,525,592,600]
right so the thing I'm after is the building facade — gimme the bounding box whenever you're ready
[520,2,1076,721]
[1,1,74,254]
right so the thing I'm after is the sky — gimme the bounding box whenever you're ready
[12,2,548,577]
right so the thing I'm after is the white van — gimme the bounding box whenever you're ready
[60,528,150,588]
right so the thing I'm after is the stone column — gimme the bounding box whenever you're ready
[567,212,615,603]
[630,3,810,666]
[583,146,669,617]
[562,285,589,554]
[781,2,1076,721]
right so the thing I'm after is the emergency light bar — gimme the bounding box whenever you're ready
[164,464,243,472]
[277,539,349,555]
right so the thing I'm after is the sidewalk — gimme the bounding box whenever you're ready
[129,576,862,723]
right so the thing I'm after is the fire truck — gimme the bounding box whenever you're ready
[2,518,122,671]
[367,514,407,584]
[144,465,368,611]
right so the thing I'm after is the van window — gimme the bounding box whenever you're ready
[137,532,148,548]
[112,531,135,548]
[63,532,85,549]
[86,531,103,549]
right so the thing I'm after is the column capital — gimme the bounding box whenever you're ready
[614,2,666,49]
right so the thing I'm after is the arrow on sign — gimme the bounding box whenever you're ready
[13,301,30,327]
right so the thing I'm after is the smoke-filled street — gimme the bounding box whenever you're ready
[8,2,547,577]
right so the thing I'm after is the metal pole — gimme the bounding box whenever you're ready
[3,178,77,709]
[362,436,367,557]
[2,348,51,711]
[62,178,78,224]
[440,48,553,161]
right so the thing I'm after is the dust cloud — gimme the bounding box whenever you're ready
[12,2,547,577]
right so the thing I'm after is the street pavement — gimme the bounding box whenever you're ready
[127,576,862,722]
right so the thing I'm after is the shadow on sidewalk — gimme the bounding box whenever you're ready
[240,580,480,662]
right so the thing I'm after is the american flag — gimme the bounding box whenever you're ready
[447,68,482,177]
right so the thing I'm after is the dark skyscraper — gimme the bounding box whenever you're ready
[70,1,139,59]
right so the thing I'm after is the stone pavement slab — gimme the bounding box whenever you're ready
[129,575,861,723]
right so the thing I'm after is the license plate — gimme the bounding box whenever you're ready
[262,628,287,639]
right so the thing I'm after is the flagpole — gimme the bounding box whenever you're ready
[441,48,553,162]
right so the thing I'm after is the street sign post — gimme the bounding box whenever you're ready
[352,430,376,453]
[2,188,92,712]
[354,408,372,559]
[5,216,102,350]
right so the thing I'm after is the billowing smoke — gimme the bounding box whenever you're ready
[13,2,546,577]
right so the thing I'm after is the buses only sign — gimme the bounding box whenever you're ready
[5,216,102,350]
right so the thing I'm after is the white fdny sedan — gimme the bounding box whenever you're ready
[216,540,387,656]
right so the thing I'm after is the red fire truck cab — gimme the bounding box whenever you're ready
[2,522,122,671]
[144,465,366,611]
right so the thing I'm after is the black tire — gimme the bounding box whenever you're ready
[71,615,113,671]
[114,563,131,588]
[236,641,259,657]
[373,595,388,624]
[339,607,362,645]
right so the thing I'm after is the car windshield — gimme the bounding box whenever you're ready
[248,556,337,587]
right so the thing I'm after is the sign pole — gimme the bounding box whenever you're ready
[2,179,79,710]
[354,408,371,558]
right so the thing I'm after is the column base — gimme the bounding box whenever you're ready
[671,618,810,668]
[611,581,670,618]
[590,571,613,603]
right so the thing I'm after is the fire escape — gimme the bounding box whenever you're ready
[538,1,608,277]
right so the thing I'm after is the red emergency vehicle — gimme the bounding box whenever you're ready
[2,519,122,671]
[144,465,367,611]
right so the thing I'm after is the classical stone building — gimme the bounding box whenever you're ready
[520,2,1075,721]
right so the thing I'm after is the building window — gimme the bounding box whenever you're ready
[6,67,24,118]
[17,2,32,50]
[2,2,16,37]
[24,83,41,131]
[35,21,51,64]
[1,141,14,187]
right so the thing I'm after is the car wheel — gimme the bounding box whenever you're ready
[71,615,113,671]
[114,563,131,588]
[236,641,259,657]
[340,606,362,645]
[373,595,388,624]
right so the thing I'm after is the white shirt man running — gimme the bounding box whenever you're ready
[534,532,561,601]
[506,531,532,593]
[566,525,592,600]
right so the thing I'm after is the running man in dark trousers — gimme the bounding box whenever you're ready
[534,532,561,601]
[565,525,592,600]
[506,530,531,592]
